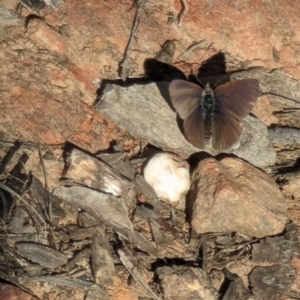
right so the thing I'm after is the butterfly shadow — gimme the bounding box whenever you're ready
[94,57,186,108]
[189,51,228,86]
[142,58,187,135]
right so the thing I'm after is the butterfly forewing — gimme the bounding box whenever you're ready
[169,80,203,119]
[214,79,259,119]
[183,107,205,148]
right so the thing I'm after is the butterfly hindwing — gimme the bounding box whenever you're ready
[183,107,205,149]
[212,106,242,150]
[212,79,259,149]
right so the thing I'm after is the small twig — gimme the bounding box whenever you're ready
[0,140,64,149]
[37,143,52,223]
[118,249,162,300]
[177,0,189,27]
[261,91,300,105]
[0,181,46,225]
[0,189,8,220]
[119,1,146,81]
[37,144,49,191]
[130,157,147,165]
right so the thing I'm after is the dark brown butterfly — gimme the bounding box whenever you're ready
[169,79,259,150]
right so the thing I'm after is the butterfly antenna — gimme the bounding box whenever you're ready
[192,73,230,88]
[211,72,232,88]
[190,42,215,87]
[191,74,205,87]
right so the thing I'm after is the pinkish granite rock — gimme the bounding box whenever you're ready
[189,157,288,238]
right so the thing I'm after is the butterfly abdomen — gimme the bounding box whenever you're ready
[202,86,215,146]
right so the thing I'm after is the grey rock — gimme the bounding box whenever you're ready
[96,81,275,168]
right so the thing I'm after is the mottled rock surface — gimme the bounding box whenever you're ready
[1,0,300,299]
[189,157,288,238]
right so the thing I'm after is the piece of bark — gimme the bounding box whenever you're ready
[53,185,157,255]
[134,204,192,259]
[30,175,67,227]
[156,265,217,300]
[52,185,134,232]
[274,110,300,127]
[95,80,275,169]
[97,152,136,181]
[15,242,68,269]
[0,232,36,246]
[155,233,190,260]
[8,207,36,234]
[134,200,162,221]
[126,230,157,257]
[65,148,135,202]
[78,211,100,227]
[91,226,115,285]
[68,227,96,241]
[20,275,94,289]
[189,157,288,238]
[268,127,300,148]
[249,265,296,300]
[200,232,255,276]
[64,247,92,272]
[133,205,154,237]
[1,242,41,272]
[148,219,168,245]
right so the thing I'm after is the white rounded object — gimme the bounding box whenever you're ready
[143,153,190,203]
